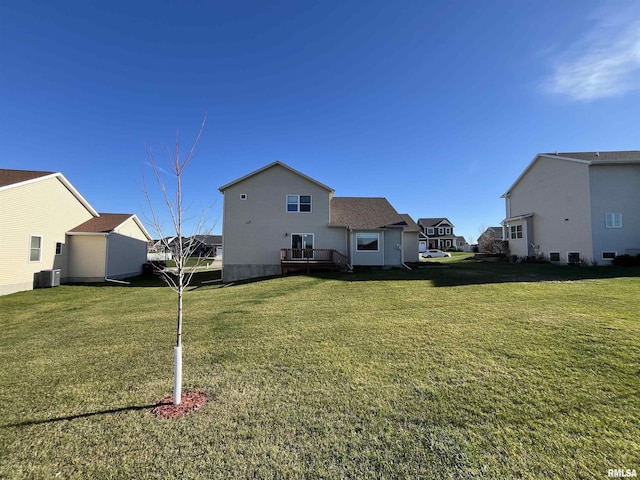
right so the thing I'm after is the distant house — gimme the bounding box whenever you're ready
[417,218,465,251]
[0,169,151,295]
[218,161,419,282]
[501,151,640,263]
[477,227,504,253]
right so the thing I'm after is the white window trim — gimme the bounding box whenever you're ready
[29,235,43,262]
[427,228,434,235]
[286,194,312,213]
[438,227,444,235]
[605,212,622,229]
[549,252,560,262]
[355,232,380,252]
[601,251,617,261]
[567,251,581,264]
[445,227,451,235]
[510,224,523,239]
[240,193,248,200]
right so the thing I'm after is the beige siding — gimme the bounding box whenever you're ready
[507,157,593,262]
[106,233,147,279]
[114,216,149,241]
[403,231,419,263]
[67,235,107,282]
[222,164,344,281]
[0,177,94,295]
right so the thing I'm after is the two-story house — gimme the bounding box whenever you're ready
[501,151,640,264]
[218,161,420,282]
[417,218,462,251]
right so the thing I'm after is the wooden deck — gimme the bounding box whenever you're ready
[280,248,350,275]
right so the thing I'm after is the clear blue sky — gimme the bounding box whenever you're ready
[3,0,640,242]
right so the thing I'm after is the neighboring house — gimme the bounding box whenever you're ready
[218,161,419,282]
[191,235,223,257]
[477,227,504,253]
[417,218,463,250]
[149,235,222,259]
[501,151,640,264]
[0,169,151,295]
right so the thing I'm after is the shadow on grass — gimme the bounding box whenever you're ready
[2,403,167,428]
[311,260,640,287]
[67,270,222,289]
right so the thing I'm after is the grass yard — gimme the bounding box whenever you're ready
[1,260,639,479]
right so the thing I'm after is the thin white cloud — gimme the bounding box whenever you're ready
[544,4,640,101]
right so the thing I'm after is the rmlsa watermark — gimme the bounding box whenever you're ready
[608,469,637,478]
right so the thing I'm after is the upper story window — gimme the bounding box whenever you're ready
[287,195,312,213]
[445,227,451,235]
[510,225,523,239]
[438,227,444,235]
[427,227,434,235]
[30,235,42,262]
[605,213,622,228]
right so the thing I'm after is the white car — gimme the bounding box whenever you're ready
[421,249,451,258]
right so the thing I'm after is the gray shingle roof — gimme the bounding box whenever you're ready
[330,197,408,230]
[69,213,134,233]
[543,151,640,162]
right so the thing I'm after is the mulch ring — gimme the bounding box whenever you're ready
[151,391,207,419]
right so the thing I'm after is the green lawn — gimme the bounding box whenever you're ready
[1,260,638,479]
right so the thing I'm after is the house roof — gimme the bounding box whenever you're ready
[417,217,454,228]
[192,234,223,245]
[0,169,56,188]
[330,197,408,230]
[502,151,640,197]
[480,227,503,238]
[69,213,151,240]
[0,169,99,217]
[218,161,334,193]
[399,214,421,233]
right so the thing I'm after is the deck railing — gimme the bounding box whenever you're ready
[280,248,350,272]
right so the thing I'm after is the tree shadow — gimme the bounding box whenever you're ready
[2,403,168,428]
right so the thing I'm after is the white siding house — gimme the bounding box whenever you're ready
[502,151,640,264]
[219,162,419,282]
[0,169,151,295]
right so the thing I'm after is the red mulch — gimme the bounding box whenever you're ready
[151,391,207,419]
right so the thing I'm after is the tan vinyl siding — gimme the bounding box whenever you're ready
[113,217,149,241]
[0,177,94,295]
[67,235,107,282]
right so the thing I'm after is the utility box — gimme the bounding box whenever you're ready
[40,269,61,288]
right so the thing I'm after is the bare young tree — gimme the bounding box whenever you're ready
[142,115,213,405]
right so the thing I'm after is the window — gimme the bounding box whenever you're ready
[427,228,434,235]
[286,195,312,213]
[510,225,523,239]
[55,242,63,255]
[602,251,617,260]
[549,252,560,262]
[240,193,247,200]
[438,227,444,235]
[605,213,622,228]
[445,227,451,235]
[567,252,581,264]
[356,233,379,251]
[30,236,42,262]
[445,240,452,248]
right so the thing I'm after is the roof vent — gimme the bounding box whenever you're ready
[555,151,559,155]
[596,152,600,156]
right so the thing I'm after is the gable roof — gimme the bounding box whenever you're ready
[0,169,99,217]
[69,213,151,240]
[218,161,334,193]
[502,151,640,197]
[399,214,421,233]
[417,217,454,228]
[480,226,503,239]
[193,234,222,245]
[0,169,56,188]
[330,197,408,230]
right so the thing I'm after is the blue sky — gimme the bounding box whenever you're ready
[3,1,640,242]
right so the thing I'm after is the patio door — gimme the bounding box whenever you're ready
[292,233,314,259]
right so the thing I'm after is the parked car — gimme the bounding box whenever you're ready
[421,249,451,258]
